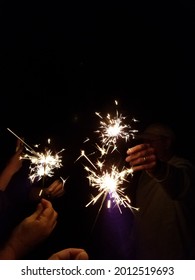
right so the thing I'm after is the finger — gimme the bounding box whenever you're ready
[48,249,88,260]
[47,180,60,192]
[130,161,156,172]
[52,185,65,197]
[36,199,57,220]
[127,144,150,155]
[48,183,65,197]
[76,251,89,260]
[37,206,58,230]
[126,147,155,163]
[16,139,24,152]
[137,154,156,165]
[29,202,44,219]
[40,198,53,209]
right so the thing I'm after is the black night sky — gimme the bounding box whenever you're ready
[1,1,195,160]
[0,0,195,260]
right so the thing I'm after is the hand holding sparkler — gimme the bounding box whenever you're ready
[31,177,66,201]
[0,198,58,259]
[42,178,66,198]
[125,143,156,173]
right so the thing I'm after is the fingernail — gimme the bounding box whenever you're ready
[77,252,88,260]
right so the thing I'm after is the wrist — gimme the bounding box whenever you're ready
[5,237,25,260]
[0,241,19,260]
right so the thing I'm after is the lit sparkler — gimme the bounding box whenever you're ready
[7,128,65,183]
[85,162,138,214]
[95,100,138,153]
[76,100,139,214]
[23,145,64,183]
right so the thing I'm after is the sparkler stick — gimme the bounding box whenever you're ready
[7,128,37,155]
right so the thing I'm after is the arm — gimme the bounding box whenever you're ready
[0,140,23,191]
[126,144,195,199]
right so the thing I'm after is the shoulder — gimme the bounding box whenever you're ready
[168,155,195,169]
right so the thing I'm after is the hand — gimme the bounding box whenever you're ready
[48,248,89,260]
[15,138,24,152]
[125,143,157,173]
[44,179,65,199]
[3,199,58,259]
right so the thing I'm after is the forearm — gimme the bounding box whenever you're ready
[0,220,37,260]
[0,239,24,260]
[0,168,15,191]
[0,243,18,260]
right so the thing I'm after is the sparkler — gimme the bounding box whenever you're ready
[76,100,139,214]
[7,128,65,184]
[95,100,138,154]
[84,162,137,214]
[24,145,64,183]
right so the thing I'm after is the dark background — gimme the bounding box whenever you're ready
[0,0,195,259]
[0,1,194,155]
[1,1,194,132]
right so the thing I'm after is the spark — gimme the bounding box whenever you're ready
[76,100,139,214]
[77,145,138,214]
[22,146,64,183]
[95,101,138,153]
[75,150,96,169]
[60,176,68,186]
[7,128,65,183]
[84,162,138,214]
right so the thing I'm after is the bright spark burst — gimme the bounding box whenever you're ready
[7,128,65,183]
[22,145,64,183]
[76,100,139,214]
[95,101,138,153]
[84,163,138,214]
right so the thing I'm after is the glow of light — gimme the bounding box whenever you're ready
[77,143,138,214]
[95,101,139,153]
[22,146,64,183]
[84,162,138,214]
[76,100,139,214]
[39,189,43,197]
[7,128,65,183]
